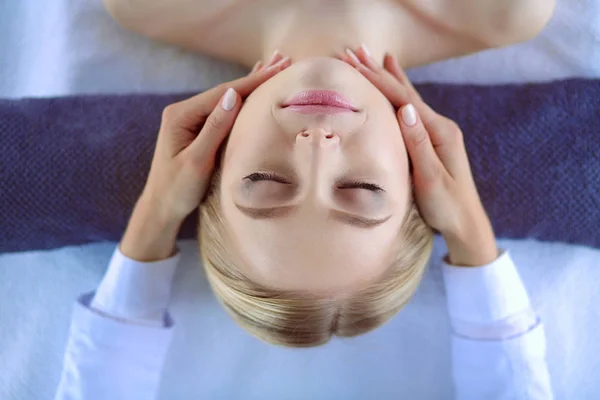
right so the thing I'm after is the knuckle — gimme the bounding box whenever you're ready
[162,103,180,122]
[411,127,430,147]
[397,85,412,102]
[204,113,226,132]
[445,120,463,142]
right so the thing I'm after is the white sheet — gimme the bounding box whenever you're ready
[0,0,599,399]
[1,238,599,400]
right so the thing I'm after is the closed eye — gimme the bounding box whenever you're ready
[244,172,292,184]
[243,174,384,192]
[338,182,385,192]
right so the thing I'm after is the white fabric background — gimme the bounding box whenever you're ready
[0,0,599,399]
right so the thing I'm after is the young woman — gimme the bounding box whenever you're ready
[55,1,555,398]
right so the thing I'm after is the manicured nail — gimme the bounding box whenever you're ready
[266,56,290,71]
[355,63,369,73]
[345,48,361,65]
[251,61,262,73]
[221,88,237,111]
[266,49,280,65]
[360,43,371,57]
[402,104,417,126]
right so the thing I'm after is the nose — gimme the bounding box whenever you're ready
[295,128,340,147]
[294,128,340,208]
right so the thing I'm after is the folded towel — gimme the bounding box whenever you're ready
[418,79,600,248]
[1,79,598,253]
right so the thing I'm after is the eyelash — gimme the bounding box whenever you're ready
[244,173,384,192]
[338,182,385,192]
[244,172,291,184]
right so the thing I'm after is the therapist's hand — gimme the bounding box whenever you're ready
[143,54,291,222]
[342,47,498,266]
[121,54,291,261]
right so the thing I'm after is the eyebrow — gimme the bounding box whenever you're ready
[235,204,392,228]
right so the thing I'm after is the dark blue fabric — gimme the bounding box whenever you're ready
[1,79,598,253]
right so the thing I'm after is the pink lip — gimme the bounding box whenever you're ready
[283,90,358,114]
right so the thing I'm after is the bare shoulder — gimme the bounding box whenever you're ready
[431,0,557,46]
[102,0,556,69]
[102,0,260,62]
[103,0,242,29]
[391,0,556,67]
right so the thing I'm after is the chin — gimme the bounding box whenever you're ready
[289,56,362,88]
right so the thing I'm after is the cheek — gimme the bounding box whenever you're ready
[223,101,273,163]
[372,114,407,167]
[361,115,410,200]
[361,127,407,172]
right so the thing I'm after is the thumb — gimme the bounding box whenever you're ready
[398,104,445,183]
[185,88,240,162]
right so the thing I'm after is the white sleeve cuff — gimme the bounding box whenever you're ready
[451,323,553,399]
[91,247,180,327]
[442,251,532,325]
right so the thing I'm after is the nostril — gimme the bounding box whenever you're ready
[325,133,334,139]
[300,131,310,137]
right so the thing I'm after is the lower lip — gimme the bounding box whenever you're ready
[283,90,357,114]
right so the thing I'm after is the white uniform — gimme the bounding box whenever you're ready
[54,249,553,400]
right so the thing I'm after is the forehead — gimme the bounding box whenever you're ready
[220,202,403,292]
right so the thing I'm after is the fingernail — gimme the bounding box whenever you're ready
[345,48,361,65]
[266,49,280,65]
[266,56,290,71]
[360,43,371,57]
[221,88,237,111]
[251,60,262,73]
[402,104,417,126]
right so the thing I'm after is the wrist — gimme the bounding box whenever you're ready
[442,213,498,267]
[138,186,184,226]
[120,195,183,262]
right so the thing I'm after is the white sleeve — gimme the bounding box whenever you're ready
[442,251,554,400]
[90,247,179,327]
[54,247,179,400]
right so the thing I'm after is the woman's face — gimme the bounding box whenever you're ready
[219,57,410,293]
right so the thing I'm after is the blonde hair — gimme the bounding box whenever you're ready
[199,173,433,348]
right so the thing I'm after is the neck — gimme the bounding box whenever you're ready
[259,1,398,65]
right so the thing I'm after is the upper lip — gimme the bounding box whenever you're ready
[282,90,359,111]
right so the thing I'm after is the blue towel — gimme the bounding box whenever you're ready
[1,79,598,253]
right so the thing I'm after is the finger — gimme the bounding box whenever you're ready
[344,48,362,68]
[423,117,471,179]
[383,53,439,128]
[354,63,413,109]
[383,53,418,96]
[250,49,284,75]
[354,44,380,71]
[335,52,355,66]
[213,56,290,99]
[185,88,240,162]
[166,57,290,131]
[399,104,445,183]
[264,49,284,69]
[383,53,430,118]
[345,49,412,109]
[250,61,263,74]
